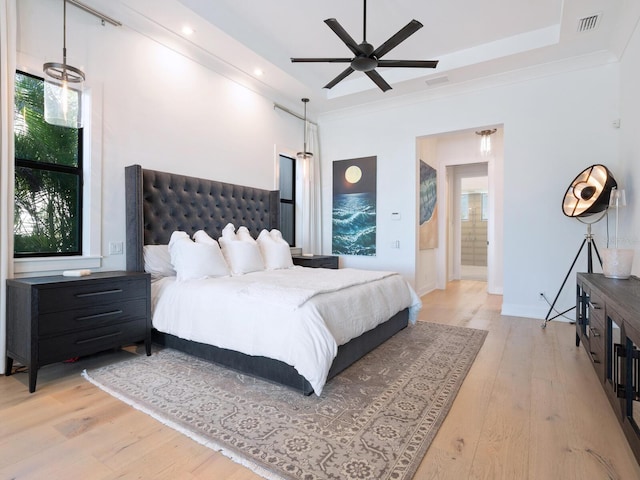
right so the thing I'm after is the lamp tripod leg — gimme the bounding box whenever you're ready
[541,237,587,329]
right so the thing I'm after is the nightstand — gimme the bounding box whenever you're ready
[292,255,339,269]
[5,271,151,392]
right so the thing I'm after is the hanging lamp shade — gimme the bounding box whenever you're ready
[562,164,617,218]
[44,0,85,128]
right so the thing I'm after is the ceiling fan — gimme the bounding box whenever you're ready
[290,0,439,92]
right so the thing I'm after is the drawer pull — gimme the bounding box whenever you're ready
[76,331,122,344]
[75,288,123,298]
[591,328,601,337]
[591,351,600,364]
[76,310,123,321]
[588,301,601,310]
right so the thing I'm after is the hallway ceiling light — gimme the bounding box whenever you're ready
[44,0,85,129]
[475,129,497,156]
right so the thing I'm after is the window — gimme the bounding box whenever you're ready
[278,154,295,246]
[13,71,83,257]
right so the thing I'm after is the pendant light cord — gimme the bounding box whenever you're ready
[303,99,308,152]
[63,0,67,67]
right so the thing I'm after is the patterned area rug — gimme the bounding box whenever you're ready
[83,321,487,480]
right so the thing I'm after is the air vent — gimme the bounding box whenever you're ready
[577,13,601,32]
[425,75,449,87]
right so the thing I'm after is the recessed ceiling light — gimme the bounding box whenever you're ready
[254,68,264,77]
[181,25,195,36]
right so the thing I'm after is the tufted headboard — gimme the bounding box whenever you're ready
[125,164,279,272]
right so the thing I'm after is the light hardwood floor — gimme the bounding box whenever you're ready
[1,280,639,479]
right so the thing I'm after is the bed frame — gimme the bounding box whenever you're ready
[125,164,408,395]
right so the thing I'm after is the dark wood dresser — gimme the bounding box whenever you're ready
[292,255,339,269]
[5,270,151,392]
[576,273,640,463]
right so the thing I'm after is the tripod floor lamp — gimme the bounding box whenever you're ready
[542,164,617,328]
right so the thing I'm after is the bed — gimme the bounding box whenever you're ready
[125,164,419,395]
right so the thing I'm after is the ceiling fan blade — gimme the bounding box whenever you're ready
[324,18,362,56]
[377,59,439,68]
[324,67,355,89]
[365,70,392,92]
[373,20,423,59]
[291,58,353,63]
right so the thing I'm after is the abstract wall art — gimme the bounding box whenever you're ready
[419,159,438,249]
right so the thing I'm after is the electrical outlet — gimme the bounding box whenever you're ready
[109,241,123,255]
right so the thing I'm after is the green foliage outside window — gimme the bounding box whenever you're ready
[14,71,82,256]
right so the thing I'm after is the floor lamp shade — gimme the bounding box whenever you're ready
[562,164,617,218]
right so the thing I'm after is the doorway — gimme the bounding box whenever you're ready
[414,127,503,296]
[459,171,488,281]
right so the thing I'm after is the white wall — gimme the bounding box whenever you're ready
[319,64,621,319]
[619,20,640,265]
[15,0,302,273]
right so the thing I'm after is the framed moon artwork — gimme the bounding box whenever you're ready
[332,156,377,256]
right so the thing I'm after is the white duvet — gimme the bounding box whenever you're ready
[151,266,421,395]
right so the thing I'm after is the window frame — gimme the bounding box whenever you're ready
[13,60,103,276]
[14,70,84,258]
[278,153,296,247]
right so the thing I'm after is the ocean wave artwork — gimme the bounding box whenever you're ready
[332,192,376,256]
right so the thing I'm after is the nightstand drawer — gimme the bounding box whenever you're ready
[292,255,339,269]
[39,319,148,364]
[38,278,146,313]
[39,298,148,336]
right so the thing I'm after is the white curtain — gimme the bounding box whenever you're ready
[0,0,16,373]
[300,121,322,255]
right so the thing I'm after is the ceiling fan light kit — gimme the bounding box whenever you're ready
[291,0,439,92]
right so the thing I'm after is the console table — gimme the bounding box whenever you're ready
[5,271,151,392]
[576,273,640,463]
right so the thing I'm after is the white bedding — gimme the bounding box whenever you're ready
[151,266,421,395]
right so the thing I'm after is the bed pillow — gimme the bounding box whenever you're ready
[220,223,237,242]
[192,229,217,246]
[218,225,265,275]
[169,231,230,281]
[143,244,176,278]
[236,226,255,243]
[257,229,294,270]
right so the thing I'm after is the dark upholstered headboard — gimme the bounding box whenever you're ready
[125,164,279,272]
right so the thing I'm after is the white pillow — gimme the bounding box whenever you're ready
[143,244,176,278]
[257,229,294,270]
[236,226,256,243]
[220,223,237,243]
[193,229,217,245]
[221,241,265,275]
[168,231,230,281]
[216,226,263,275]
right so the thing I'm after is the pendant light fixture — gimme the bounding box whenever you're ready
[44,0,85,129]
[296,98,313,160]
[475,129,497,156]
